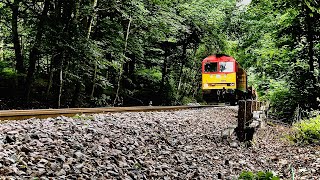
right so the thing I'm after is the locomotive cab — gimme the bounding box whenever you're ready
[202,54,247,104]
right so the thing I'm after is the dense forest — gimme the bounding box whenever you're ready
[0,0,319,120]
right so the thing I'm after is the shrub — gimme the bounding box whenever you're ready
[290,115,320,144]
[238,171,280,180]
[181,96,196,105]
[248,69,297,120]
[262,79,297,120]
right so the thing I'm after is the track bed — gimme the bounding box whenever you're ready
[0,107,318,179]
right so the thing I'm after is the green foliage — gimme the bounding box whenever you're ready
[228,0,320,120]
[1,67,16,78]
[72,114,94,121]
[239,171,280,180]
[2,0,317,113]
[131,68,162,105]
[0,0,242,108]
[290,115,320,144]
[181,96,196,105]
[265,80,296,119]
[135,68,162,83]
[92,94,111,107]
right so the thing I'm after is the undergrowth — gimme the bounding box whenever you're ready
[289,115,320,144]
[72,114,94,121]
[238,171,280,180]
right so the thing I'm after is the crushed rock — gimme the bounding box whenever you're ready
[0,107,319,179]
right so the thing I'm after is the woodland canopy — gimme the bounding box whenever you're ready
[0,0,319,121]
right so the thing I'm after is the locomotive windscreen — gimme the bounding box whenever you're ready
[219,62,234,72]
[204,62,218,72]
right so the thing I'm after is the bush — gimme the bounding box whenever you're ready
[264,80,297,119]
[248,69,297,120]
[239,171,280,180]
[181,96,196,105]
[290,115,320,144]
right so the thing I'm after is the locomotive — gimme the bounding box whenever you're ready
[202,54,247,104]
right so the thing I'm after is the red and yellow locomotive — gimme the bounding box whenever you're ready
[202,54,247,104]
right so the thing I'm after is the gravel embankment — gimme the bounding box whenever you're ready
[0,107,319,179]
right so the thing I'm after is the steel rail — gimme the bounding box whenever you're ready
[0,104,226,120]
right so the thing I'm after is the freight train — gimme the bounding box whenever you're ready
[202,54,248,105]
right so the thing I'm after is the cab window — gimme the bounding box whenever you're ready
[204,62,217,72]
[220,62,234,72]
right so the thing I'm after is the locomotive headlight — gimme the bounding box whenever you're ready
[204,84,209,88]
[230,83,235,86]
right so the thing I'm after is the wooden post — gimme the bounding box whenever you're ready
[237,100,246,141]
[252,100,257,112]
[245,100,253,126]
[258,101,261,110]
[237,100,257,142]
[258,101,260,110]
[238,100,246,129]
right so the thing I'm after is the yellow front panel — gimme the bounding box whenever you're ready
[202,73,236,90]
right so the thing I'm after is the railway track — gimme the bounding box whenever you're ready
[0,104,227,120]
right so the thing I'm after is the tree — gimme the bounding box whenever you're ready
[0,0,264,110]
[228,0,320,119]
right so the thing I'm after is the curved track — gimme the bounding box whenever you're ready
[0,104,226,120]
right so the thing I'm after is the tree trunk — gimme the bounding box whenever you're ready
[88,0,99,99]
[69,0,83,106]
[128,55,136,77]
[51,50,64,108]
[0,39,3,61]
[11,0,25,74]
[160,47,169,105]
[25,0,50,100]
[55,0,74,108]
[87,0,98,39]
[113,17,132,106]
[46,58,54,99]
[57,63,63,108]
[306,7,314,72]
[71,82,82,107]
[90,61,98,99]
[177,43,187,91]
[122,54,136,91]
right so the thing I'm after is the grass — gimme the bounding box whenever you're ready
[72,114,94,121]
[289,115,320,144]
[238,171,280,180]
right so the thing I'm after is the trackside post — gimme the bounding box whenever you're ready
[236,100,258,142]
